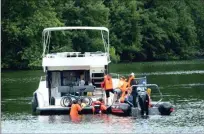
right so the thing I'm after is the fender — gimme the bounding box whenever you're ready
[32,93,38,114]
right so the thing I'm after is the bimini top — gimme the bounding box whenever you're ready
[42,26,110,63]
[42,26,109,35]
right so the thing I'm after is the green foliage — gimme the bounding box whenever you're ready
[1,0,204,69]
[109,46,120,63]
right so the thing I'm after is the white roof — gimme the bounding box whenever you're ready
[43,26,109,34]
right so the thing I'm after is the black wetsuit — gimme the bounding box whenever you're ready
[130,79,138,107]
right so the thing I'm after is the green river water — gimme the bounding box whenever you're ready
[1,60,204,133]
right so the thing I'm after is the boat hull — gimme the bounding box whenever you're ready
[35,106,96,115]
[111,102,174,116]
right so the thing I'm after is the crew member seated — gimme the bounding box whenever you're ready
[92,98,107,114]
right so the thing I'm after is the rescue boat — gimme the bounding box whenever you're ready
[111,83,174,116]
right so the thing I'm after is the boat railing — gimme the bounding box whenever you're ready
[110,73,147,82]
[45,52,109,58]
[131,84,163,107]
[109,73,120,79]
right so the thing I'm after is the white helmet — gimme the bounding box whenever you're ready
[130,72,135,76]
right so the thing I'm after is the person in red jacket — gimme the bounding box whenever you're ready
[92,98,107,114]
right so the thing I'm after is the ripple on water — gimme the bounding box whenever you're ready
[125,70,204,76]
[1,77,40,84]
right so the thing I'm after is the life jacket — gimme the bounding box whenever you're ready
[117,80,124,88]
[120,81,128,92]
[127,76,135,88]
[92,101,103,105]
[70,104,82,116]
[104,76,113,90]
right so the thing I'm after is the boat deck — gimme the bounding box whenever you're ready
[36,105,94,115]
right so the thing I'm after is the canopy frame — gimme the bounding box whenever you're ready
[42,27,110,62]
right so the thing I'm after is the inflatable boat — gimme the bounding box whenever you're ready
[111,84,174,116]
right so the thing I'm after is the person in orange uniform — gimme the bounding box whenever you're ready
[70,100,82,122]
[127,73,136,88]
[114,76,125,100]
[120,79,128,93]
[102,74,114,105]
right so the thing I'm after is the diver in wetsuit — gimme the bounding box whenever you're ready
[137,82,150,116]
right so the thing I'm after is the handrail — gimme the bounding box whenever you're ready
[45,52,108,58]
[134,76,146,80]
[131,84,163,107]
[43,27,109,34]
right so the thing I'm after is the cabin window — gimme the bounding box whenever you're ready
[62,71,78,86]
[61,70,91,86]
[51,72,61,88]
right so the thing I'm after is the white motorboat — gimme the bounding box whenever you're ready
[32,27,120,115]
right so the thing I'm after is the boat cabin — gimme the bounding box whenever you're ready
[39,27,111,106]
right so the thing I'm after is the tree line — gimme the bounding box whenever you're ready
[2,0,204,69]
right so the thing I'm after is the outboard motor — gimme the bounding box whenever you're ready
[158,102,174,115]
[137,86,149,116]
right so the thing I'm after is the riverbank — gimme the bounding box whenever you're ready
[1,59,204,71]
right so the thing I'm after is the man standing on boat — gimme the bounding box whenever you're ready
[101,73,114,105]
[79,74,85,86]
[128,73,137,107]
